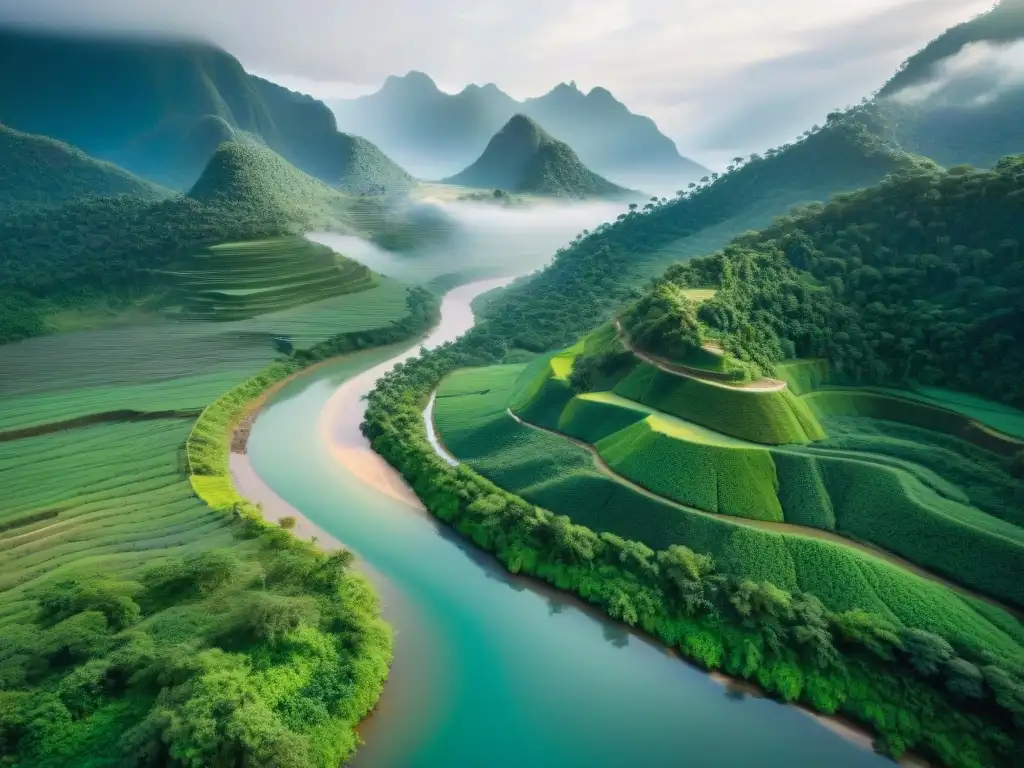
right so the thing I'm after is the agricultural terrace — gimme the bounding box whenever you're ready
[433,363,1024,666]
[510,342,1024,607]
[164,236,377,321]
[0,238,434,764]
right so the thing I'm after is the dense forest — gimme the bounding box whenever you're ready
[359,328,1024,768]
[645,156,1024,406]
[478,106,924,351]
[0,138,411,344]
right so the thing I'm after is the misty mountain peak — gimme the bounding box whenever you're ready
[382,70,439,93]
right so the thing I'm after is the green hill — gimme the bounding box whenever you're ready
[187,139,350,220]
[878,0,1024,168]
[646,156,1024,408]
[0,123,168,204]
[475,107,924,352]
[443,114,629,199]
[0,28,412,192]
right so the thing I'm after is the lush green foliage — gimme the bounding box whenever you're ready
[612,362,823,445]
[658,157,1024,407]
[0,287,440,766]
[596,417,785,523]
[0,124,168,205]
[444,114,628,199]
[365,336,1024,767]
[476,107,921,352]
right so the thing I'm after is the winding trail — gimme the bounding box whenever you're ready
[504,407,1020,617]
[614,320,787,392]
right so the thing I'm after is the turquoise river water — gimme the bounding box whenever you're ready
[242,280,891,768]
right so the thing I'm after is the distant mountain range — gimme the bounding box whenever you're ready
[331,72,708,187]
[444,114,629,199]
[0,27,412,193]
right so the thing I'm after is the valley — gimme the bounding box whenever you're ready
[1,3,1024,767]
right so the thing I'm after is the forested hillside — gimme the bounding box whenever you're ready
[0,124,168,204]
[879,0,1024,168]
[0,27,411,191]
[478,107,925,351]
[0,139,378,344]
[639,156,1024,406]
[444,115,628,198]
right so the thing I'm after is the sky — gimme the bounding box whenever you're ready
[0,0,994,167]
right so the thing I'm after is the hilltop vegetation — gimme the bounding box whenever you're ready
[0,28,411,192]
[0,124,168,205]
[653,156,1024,407]
[477,107,924,352]
[444,114,628,199]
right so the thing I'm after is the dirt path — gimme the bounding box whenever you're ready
[506,408,1021,618]
[614,321,787,392]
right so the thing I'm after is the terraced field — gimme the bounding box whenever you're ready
[166,236,378,321]
[0,280,410,433]
[0,418,239,628]
[433,363,1024,666]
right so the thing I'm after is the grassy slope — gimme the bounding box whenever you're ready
[165,236,377,321]
[433,363,1024,664]
[0,124,168,205]
[511,349,1024,606]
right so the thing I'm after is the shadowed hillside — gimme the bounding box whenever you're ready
[0,27,412,191]
[879,0,1024,168]
[0,123,168,204]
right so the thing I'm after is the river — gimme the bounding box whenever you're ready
[240,279,890,768]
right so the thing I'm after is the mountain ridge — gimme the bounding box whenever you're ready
[331,71,708,185]
[0,27,412,192]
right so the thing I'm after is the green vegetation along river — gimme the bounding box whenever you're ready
[241,280,891,767]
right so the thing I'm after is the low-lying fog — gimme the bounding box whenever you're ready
[310,197,627,286]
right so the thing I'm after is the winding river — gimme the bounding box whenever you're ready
[239,280,890,768]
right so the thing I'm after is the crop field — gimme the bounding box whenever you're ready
[775,359,830,396]
[433,364,1024,665]
[0,417,241,628]
[0,279,411,432]
[164,236,377,321]
[597,417,785,522]
[613,362,824,444]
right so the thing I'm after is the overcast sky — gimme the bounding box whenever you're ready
[0,0,992,167]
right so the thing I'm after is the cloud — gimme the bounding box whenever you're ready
[0,0,993,166]
[889,40,1024,107]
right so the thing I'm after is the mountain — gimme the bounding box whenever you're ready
[521,83,707,187]
[331,72,708,185]
[475,106,922,352]
[0,27,412,192]
[0,123,168,205]
[443,115,628,199]
[332,72,517,180]
[878,0,1024,168]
